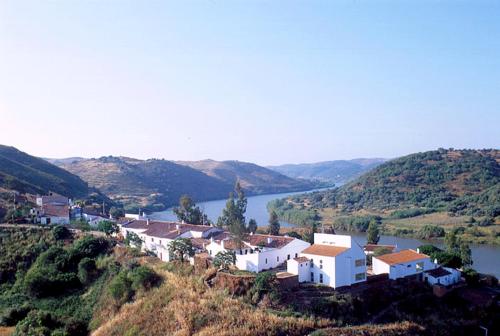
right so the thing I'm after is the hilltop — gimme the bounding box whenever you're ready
[177,159,320,194]
[268,158,387,183]
[56,157,318,213]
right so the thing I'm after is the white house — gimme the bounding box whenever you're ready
[423,267,461,286]
[205,233,310,273]
[119,219,223,262]
[82,213,110,226]
[39,204,70,225]
[288,233,367,288]
[372,249,437,280]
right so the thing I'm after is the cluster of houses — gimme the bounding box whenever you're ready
[119,217,463,289]
[30,193,110,226]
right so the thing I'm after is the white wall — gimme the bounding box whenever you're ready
[314,233,352,247]
[424,268,461,286]
[373,257,436,280]
[287,260,310,283]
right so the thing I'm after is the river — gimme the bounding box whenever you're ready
[151,189,500,277]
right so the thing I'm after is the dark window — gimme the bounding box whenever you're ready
[277,256,279,262]
[310,272,314,282]
[287,254,290,260]
[265,258,268,264]
[319,274,323,283]
[295,253,298,258]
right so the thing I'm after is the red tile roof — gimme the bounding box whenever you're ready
[374,249,429,265]
[364,244,396,253]
[42,204,69,217]
[293,256,310,263]
[301,244,348,257]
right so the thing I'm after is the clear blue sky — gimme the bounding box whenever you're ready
[0,1,499,165]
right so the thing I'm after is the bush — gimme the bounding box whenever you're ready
[0,306,31,327]
[77,258,97,285]
[70,236,113,262]
[52,225,71,240]
[109,271,133,304]
[128,266,161,291]
[463,269,480,286]
[416,225,445,239]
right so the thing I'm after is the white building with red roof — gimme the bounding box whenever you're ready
[287,233,367,288]
[372,249,437,280]
[205,233,310,273]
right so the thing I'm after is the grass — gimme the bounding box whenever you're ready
[0,327,14,336]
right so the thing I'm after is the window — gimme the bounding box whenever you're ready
[310,272,314,282]
[310,259,314,266]
[319,274,323,283]
[295,253,298,258]
[355,259,365,267]
[265,258,268,264]
[277,256,279,262]
[151,238,154,242]
[245,250,248,255]
[320,264,323,269]
[355,273,366,281]
[287,254,290,260]
[416,262,424,272]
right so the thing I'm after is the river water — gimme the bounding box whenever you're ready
[151,189,500,277]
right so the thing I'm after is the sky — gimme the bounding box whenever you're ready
[0,1,499,166]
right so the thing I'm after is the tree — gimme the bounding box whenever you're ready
[213,250,236,270]
[459,242,473,269]
[173,195,210,225]
[217,182,248,248]
[124,231,143,249]
[77,258,97,285]
[168,238,195,263]
[97,220,118,236]
[247,218,258,234]
[109,207,125,219]
[366,219,380,244]
[268,211,280,236]
[445,230,460,253]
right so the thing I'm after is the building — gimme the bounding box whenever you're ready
[36,194,71,207]
[372,249,437,280]
[206,233,310,273]
[119,219,223,262]
[287,233,367,288]
[424,267,461,286]
[363,244,397,255]
[40,204,70,225]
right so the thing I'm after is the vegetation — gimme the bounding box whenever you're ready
[173,195,210,225]
[97,220,119,236]
[366,220,380,244]
[213,251,236,270]
[0,227,160,336]
[247,219,258,234]
[217,182,249,248]
[268,210,280,235]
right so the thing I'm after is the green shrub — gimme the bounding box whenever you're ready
[416,225,445,239]
[77,258,97,285]
[109,271,133,304]
[128,266,161,291]
[52,226,72,240]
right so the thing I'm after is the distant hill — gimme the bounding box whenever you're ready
[284,149,500,217]
[44,157,86,166]
[268,158,387,183]
[177,159,319,195]
[56,157,318,213]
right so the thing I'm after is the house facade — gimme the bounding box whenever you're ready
[372,249,437,280]
[119,219,223,262]
[288,233,367,288]
[423,267,461,286]
[205,233,310,273]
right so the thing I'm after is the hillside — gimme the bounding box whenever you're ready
[269,149,500,244]
[177,159,320,194]
[268,158,387,183]
[0,145,103,219]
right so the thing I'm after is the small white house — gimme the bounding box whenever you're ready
[287,233,367,288]
[206,233,310,273]
[424,267,461,286]
[39,204,70,225]
[372,249,437,280]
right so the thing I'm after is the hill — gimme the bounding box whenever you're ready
[57,157,318,213]
[269,149,500,245]
[177,159,320,194]
[0,145,89,198]
[268,158,387,183]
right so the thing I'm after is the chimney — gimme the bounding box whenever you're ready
[416,248,420,254]
[210,236,214,243]
[176,224,180,231]
[146,218,150,226]
[221,240,225,249]
[250,232,253,236]
[434,258,438,265]
[267,237,272,244]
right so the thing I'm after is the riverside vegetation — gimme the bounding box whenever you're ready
[268,149,500,246]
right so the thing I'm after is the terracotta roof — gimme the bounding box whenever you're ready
[122,220,214,232]
[293,256,310,263]
[191,238,209,250]
[246,234,294,248]
[42,204,69,217]
[301,244,348,257]
[374,249,429,265]
[41,195,69,205]
[425,267,452,278]
[364,244,396,253]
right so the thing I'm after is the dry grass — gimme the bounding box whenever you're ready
[91,262,332,336]
[0,327,14,336]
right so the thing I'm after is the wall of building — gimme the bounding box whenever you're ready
[374,257,436,280]
[287,260,310,283]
